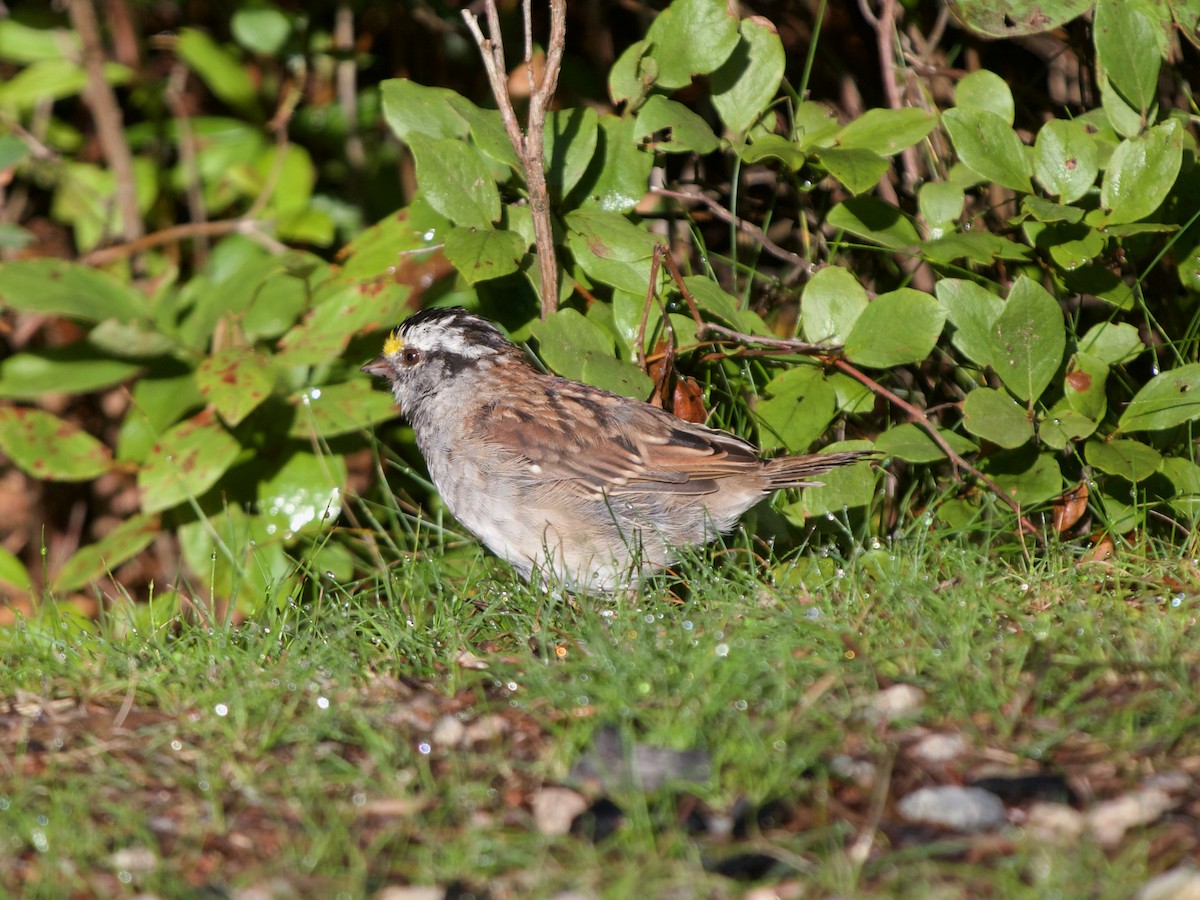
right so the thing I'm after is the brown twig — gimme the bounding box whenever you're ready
[828,356,1038,550]
[80,219,284,267]
[661,248,1039,550]
[649,187,818,276]
[462,0,565,319]
[334,4,366,173]
[67,0,144,247]
[164,61,209,268]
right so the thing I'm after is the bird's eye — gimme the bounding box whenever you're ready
[402,349,421,366]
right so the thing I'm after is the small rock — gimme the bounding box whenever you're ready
[532,786,589,836]
[431,715,466,747]
[868,684,925,722]
[462,713,509,746]
[109,845,157,873]
[910,732,968,764]
[1024,801,1086,844]
[830,754,877,787]
[1137,864,1200,900]
[1088,788,1174,848]
[375,887,445,900]
[897,785,1006,832]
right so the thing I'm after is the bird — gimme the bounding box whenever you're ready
[362,307,872,594]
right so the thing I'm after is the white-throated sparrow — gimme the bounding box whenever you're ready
[363,307,871,593]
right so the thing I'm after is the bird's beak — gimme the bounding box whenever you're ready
[361,356,392,377]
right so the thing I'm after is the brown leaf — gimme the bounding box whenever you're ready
[1081,533,1115,563]
[1052,481,1089,533]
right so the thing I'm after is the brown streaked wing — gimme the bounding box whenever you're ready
[475,376,765,496]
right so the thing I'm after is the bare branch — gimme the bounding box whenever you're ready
[462,0,565,319]
[650,187,817,275]
[660,246,1039,550]
[67,0,143,247]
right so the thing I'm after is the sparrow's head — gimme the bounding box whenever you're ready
[362,307,528,415]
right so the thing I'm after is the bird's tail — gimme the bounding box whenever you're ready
[761,450,876,489]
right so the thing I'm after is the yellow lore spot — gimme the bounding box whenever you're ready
[382,330,404,356]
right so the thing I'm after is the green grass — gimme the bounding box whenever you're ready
[1,520,1198,897]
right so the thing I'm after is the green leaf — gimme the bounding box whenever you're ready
[1062,264,1135,310]
[177,28,257,113]
[1086,438,1163,482]
[290,381,402,439]
[984,449,1064,507]
[1094,0,1163,112]
[801,266,869,345]
[921,232,1032,266]
[1118,363,1200,432]
[195,349,277,427]
[564,210,660,295]
[990,276,1065,402]
[0,406,112,481]
[814,148,889,195]
[531,308,652,399]
[1064,352,1109,421]
[0,259,145,322]
[0,58,130,110]
[546,107,600,198]
[793,102,841,149]
[1101,120,1184,225]
[835,108,938,157]
[231,7,292,55]
[954,70,1015,122]
[644,0,741,90]
[117,372,205,464]
[919,182,965,231]
[945,0,1094,38]
[276,281,411,367]
[407,133,500,228]
[51,513,161,593]
[1031,220,1106,271]
[795,441,879,518]
[935,279,1004,368]
[53,158,159,253]
[380,79,469,142]
[0,346,141,399]
[828,373,875,415]
[258,451,346,536]
[1033,119,1100,203]
[962,387,1034,448]
[874,423,978,463]
[88,319,178,358]
[1163,457,1200,517]
[577,114,654,213]
[0,19,81,64]
[633,96,720,154]
[827,197,919,249]
[942,107,1033,193]
[755,365,838,453]
[0,546,31,593]
[1039,398,1098,450]
[1097,67,1145,139]
[337,207,448,281]
[608,39,656,107]
[443,226,527,284]
[1078,321,1143,366]
[1021,194,1086,224]
[681,276,755,330]
[710,17,785,135]
[740,135,806,170]
[842,289,946,368]
[138,412,242,513]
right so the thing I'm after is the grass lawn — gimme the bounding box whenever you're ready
[2,519,1198,898]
